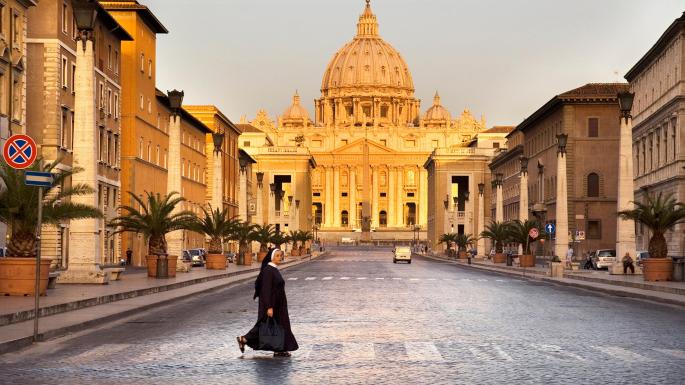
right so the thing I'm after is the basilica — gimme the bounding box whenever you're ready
[239,1,506,244]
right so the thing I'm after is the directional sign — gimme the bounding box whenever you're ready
[529,228,539,239]
[3,134,37,169]
[545,223,555,234]
[576,230,586,241]
[25,171,53,187]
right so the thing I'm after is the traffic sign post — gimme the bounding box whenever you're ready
[545,223,555,234]
[3,134,37,169]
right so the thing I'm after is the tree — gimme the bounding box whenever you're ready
[454,233,477,252]
[0,160,102,257]
[438,233,456,257]
[480,221,510,254]
[618,192,685,259]
[189,206,236,254]
[110,191,196,256]
[507,219,545,255]
[228,221,258,260]
[269,231,290,250]
[252,224,276,253]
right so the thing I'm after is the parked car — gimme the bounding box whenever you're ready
[182,250,192,262]
[188,248,206,267]
[592,249,616,269]
[636,250,650,266]
[393,246,412,264]
[224,252,236,264]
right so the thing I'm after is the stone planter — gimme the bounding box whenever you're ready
[257,251,268,262]
[167,255,177,278]
[519,254,535,268]
[242,252,253,265]
[291,248,301,257]
[146,255,177,278]
[642,258,673,282]
[0,257,52,296]
[550,262,564,278]
[206,253,226,270]
[457,251,468,259]
[493,253,506,263]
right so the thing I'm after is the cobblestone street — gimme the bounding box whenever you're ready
[1,248,684,384]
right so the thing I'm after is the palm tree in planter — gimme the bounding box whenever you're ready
[228,221,258,265]
[269,231,290,251]
[110,191,196,278]
[289,230,303,256]
[480,221,510,263]
[454,233,477,259]
[438,233,456,258]
[298,231,314,255]
[0,160,102,295]
[190,206,236,270]
[507,219,545,267]
[618,192,685,281]
[252,224,276,262]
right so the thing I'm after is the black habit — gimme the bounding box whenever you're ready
[245,264,299,352]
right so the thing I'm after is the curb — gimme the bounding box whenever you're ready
[0,252,326,355]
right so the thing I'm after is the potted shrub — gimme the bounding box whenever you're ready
[269,231,290,252]
[289,230,302,256]
[481,221,510,263]
[454,233,477,259]
[618,192,685,281]
[549,255,564,278]
[438,233,456,258]
[0,160,102,295]
[228,221,257,265]
[252,224,276,262]
[507,219,543,268]
[190,206,236,270]
[298,231,314,255]
[110,191,196,278]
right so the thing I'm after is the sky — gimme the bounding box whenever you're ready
[145,0,683,127]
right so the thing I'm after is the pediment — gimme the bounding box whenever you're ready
[331,138,396,155]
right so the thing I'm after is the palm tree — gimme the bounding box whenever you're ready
[298,231,314,253]
[228,221,258,263]
[0,159,102,257]
[438,233,456,257]
[110,191,196,256]
[618,192,685,259]
[454,233,477,253]
[252,224,276,253]
[480,221,510,254]
[507,219,544,255]
[269,231,290,250]
[189,206,236,254]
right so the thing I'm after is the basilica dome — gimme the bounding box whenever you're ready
[423,92,451,121]
[320,1,414,96]
[282,91,309,120]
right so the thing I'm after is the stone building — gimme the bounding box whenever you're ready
[515,83,628,256]
[27,0,130,272]
[625,11,685,258]
[488,129,524,223]
[241,1,489,243]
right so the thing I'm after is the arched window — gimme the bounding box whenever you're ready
[341,210,349,226]
[379,211,387,227]
[587,173,600,197]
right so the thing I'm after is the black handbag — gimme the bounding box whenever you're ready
[258,317,285,351]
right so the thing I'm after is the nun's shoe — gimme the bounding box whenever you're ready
[236,336,246,353]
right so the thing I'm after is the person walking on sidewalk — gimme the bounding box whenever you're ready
[566,246,574,268]
[237,248,299,357]
[126,248,133,266]
[622,252,635,274]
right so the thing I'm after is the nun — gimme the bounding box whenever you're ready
[237,248,299,357]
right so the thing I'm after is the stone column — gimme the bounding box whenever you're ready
[477,183,485,256]
[555,136,569,260]
[519,158,529,255]
[324,167,333,227]
[333,166,340,227]
[349,168,357,229]
[396,168,404,227]
[61,35,107,284]
[255,178,264,226]
[612,107,639,274]
[166,111,184,269]
[388,167,396,227]
[211,150,223,209]
[419,168,428,226]
[372,167,379,227]
[239,168,247,220]
[495,178,504,223]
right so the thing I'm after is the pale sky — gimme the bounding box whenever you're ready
[145,0,683,127]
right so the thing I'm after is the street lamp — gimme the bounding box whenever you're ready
[269,183,276,195]
[212,132,225,153]
[443,194,449,210]
[496,173,504,186]
[239,155,248,172]
[72,0,97,41]
[478,183,485,196]
[618,91,635,123]
[556,133,568,154]
[256,172,264,188]
[167,89,184,114]
[520,156,529,173]
[463,190,470,201]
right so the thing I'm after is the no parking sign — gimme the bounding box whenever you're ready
[3,134,37,169]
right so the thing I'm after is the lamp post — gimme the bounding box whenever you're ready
[164,88,186,272]
[555,133,569,260]
[613,91,638,274]
[495,173,504,223]
[477,182,485,256]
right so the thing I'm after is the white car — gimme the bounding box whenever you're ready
[393,246,412,264]
[592,249,616,269]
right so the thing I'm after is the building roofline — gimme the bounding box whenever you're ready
[97,2,133,41]
[100,1,169,34]
[488,144,523,170]
[155,89,213,134]
[184,105,242,135]
[238,149,257,164]
[625,12,685,81]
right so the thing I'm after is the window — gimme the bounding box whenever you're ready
[113,93,119,119]
[587,220,601,239]
[587,173,599,197]
[313,192,321,197]
[380,192,387,197]
[139,95,144,110]
[138,138,144,158]
[107,89,112,115]
[156,145,160,165]
[379,211,387,227]
[0,5,5,32]
[12,12,19,44]
[148,59,152,78]
[114,51,119,73]
[61,56,68,88]
[12,78,20,121]
[71,63,76,92]
[107,132,113,165]
[107,45,112,68]
[407,192,415,197]
[61,2,68,33]
[341,192,348,197]
[99,128,105,161]
[60,108,67,148]
[380,139,387,146]
[163,150,168,168]
[243,141,251,147]
[181,159,185,176]
[140,53,145,72]
[70,111,75,148]
[147,143,151,161]
[113,135,120,167]
[381,105,388,118]
[99,82,105,109]
[588,117,599,137]
[493,142,500,149]
[341,211,349,226]
[147,99,152,113]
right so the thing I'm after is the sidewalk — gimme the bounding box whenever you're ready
[0,252,324,354]
[416,252,685,307]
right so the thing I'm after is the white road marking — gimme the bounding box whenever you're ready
[409,278,420,281]
[477,279,488,282]
[375,277,385,280]
[357,277,367,280]
[427,278,437,281]
[531,344,585,361]
[495,279,506,282]
[340,277,350,280]
[392,277,403,280]
[305,277,317,280]
[461,278,472,281]
[592,346,652,362]
[62,344,131,364]
[288,277,298,281]
[492,345,514,361]
[405,342,444,361]
[322,276,332,280]
[293,344,312,360]
[342,342,376,360]
[469,344,513,361]
[653,348,685,359]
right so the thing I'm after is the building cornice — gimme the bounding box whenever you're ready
[625,12,685,81]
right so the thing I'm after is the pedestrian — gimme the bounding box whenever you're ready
[566,246,574,268]
[126,248,132,266]
[237,248,299,357]
[622,252,635,274]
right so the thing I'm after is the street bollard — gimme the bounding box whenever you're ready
[467,256,472,265]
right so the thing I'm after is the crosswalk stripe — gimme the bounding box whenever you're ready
[469,344,513,361]
[653,348,685,359]
[375,277,385,280]
[342,342,375,360]
[495,279,506,282]
[492,345,514,361]
[288,277,298,281]
[592,346,652,362]
[357,277,367,280]
[531,344,585,361]
[405,342,443,361]
[305,277,316,280]
[340,277,350,280]
[392,277,402,280]
[477,279,488,282]
[322,276,332,280]
[61,343,131,364]
[409,278,420,281]
[427,278,437,281]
